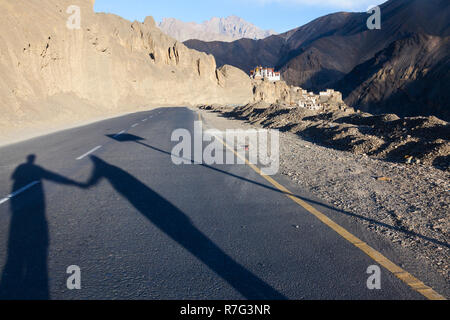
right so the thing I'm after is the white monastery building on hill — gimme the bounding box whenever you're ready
[250,66,281,81]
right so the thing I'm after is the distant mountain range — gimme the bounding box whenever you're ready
[185,0,450,121]
[158,16,277,42]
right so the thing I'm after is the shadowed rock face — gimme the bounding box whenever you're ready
[185,36,287,75]
[185,0,450,119]
[158,16,277,43]
[335,34,450,121]
[0,0,254,141]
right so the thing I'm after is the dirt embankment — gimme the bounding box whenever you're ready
[201,103,450,171]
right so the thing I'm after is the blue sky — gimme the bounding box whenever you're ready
[94,0,387,33]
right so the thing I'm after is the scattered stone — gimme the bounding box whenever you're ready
[201,103,449,171]
[197,106,450,282]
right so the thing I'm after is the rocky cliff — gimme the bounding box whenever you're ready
[0,0,253,143]
[336,33,450,121]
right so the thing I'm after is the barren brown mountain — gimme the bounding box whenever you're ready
[185,0,450,120]
[335,33,450,121]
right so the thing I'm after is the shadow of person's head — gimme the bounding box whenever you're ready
[27,154,36,164]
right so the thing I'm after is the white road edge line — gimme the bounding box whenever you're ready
[132,123,139,128]
[0,181,40,205]
[76,145,102,160]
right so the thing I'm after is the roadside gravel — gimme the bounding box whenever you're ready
[196,106,449,281]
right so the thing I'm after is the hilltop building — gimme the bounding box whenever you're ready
[250,66,281,82]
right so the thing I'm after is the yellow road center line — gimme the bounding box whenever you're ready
[197,112,446,300]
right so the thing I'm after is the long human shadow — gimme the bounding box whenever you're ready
[86,155,286,300]
[0,155,83,300]
[106,134,449,250]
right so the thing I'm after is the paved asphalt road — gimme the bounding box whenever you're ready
[0,107,447,300]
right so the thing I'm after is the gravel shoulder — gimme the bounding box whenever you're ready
[194,106,450,284]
